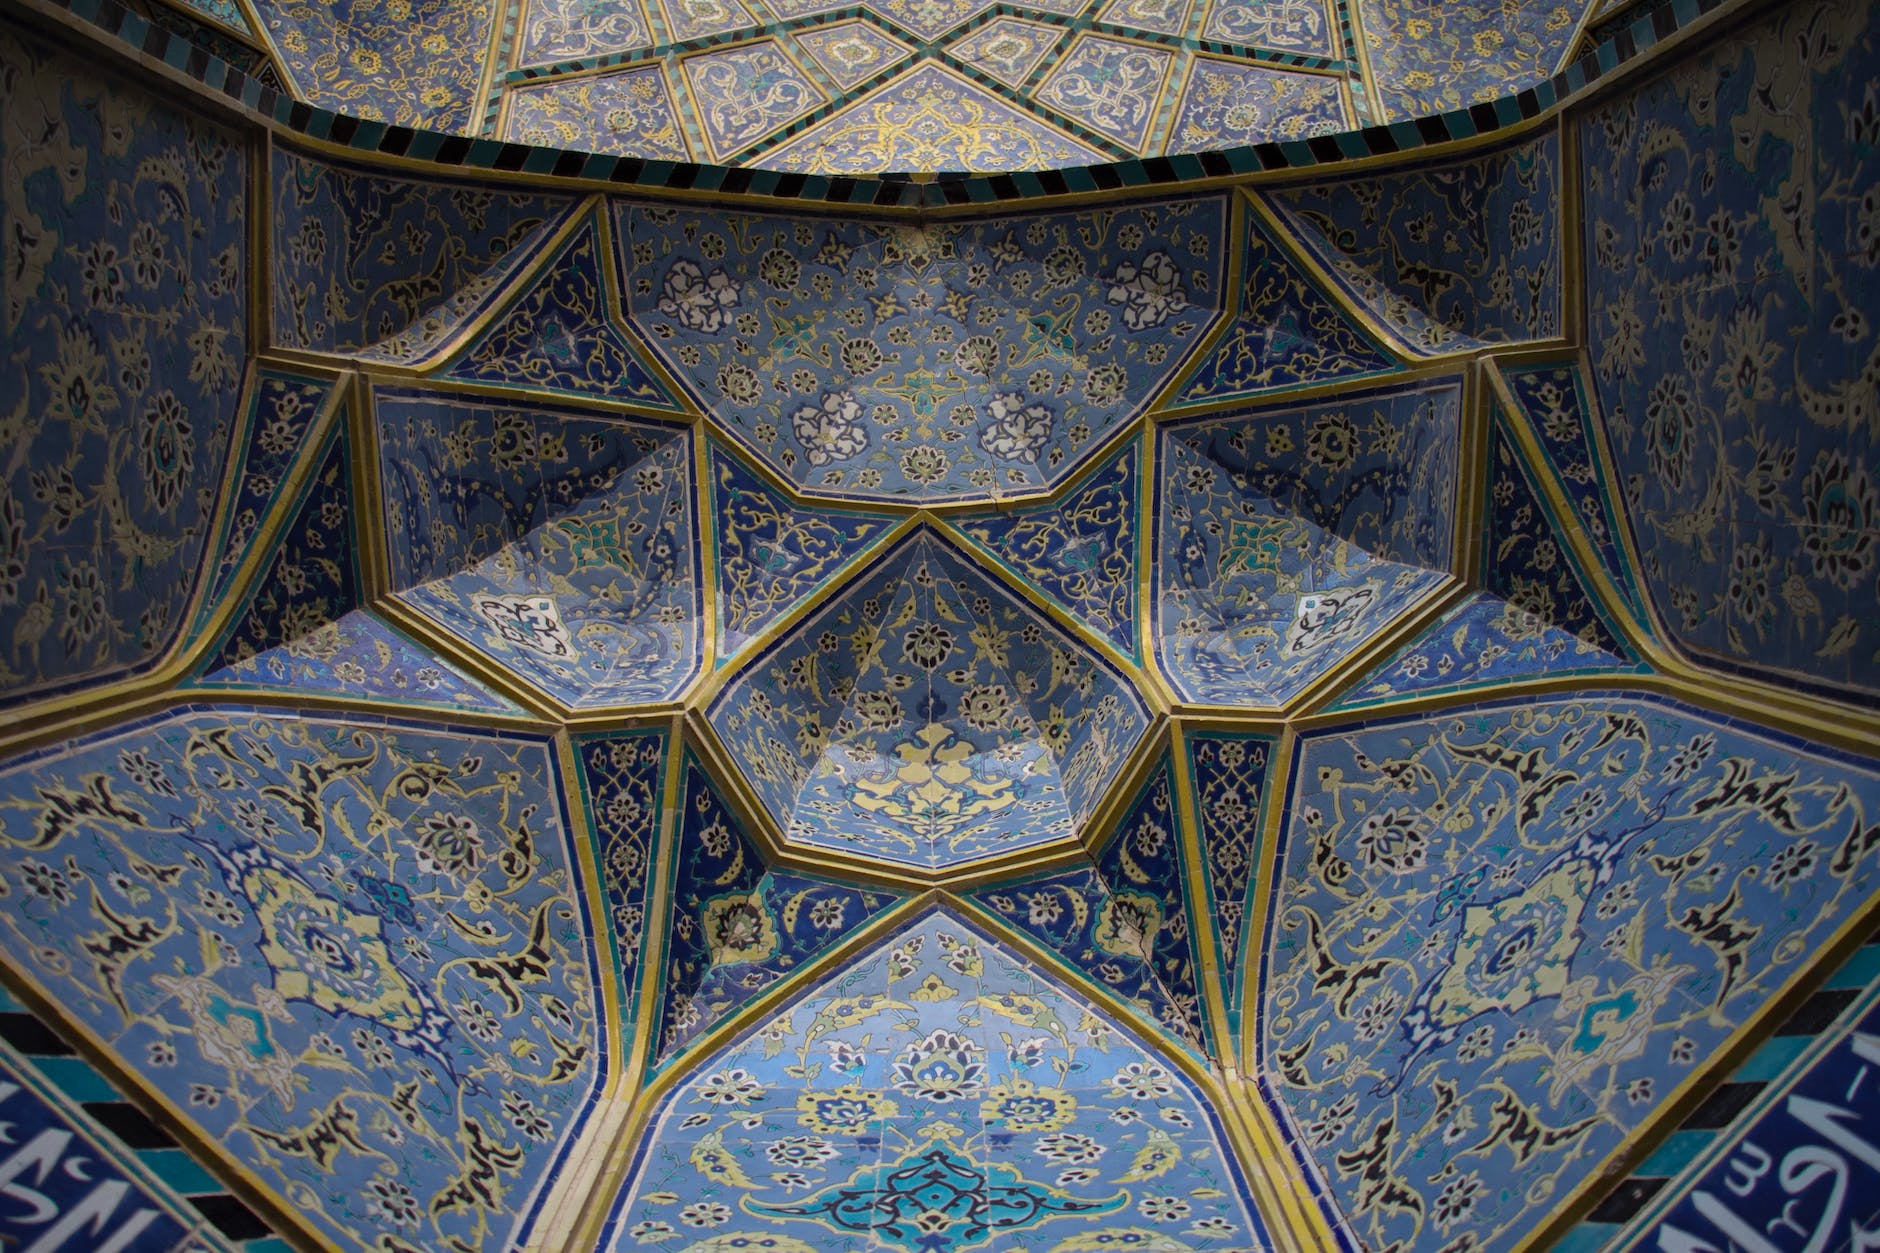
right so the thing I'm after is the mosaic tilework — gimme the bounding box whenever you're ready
[442,214,683,412]
[0,983,286,1250]
[198,371,333,618]
[132,0,280,87]
[599,907,1270,1252]
[1563,923,1880,1251]
[1163,378,1462,568]
[167,0,245,30]
[710,443,900,657]
[683,42,829,162]
[201,427,360,678]
[1172,203,1396,408]
[0,708,603,1252]
[376,390,702,709]
[621,195,1224,502]
[518,0,653,65]
[796,21,914,88]
[575,729,667,1026]
[271,147,567,362]
[1100,0,1192,40]
[1270,130,1563,353]
[756,63,1110,172]
[654,754,903,1063]
[1184,731,1273,1037]
[1581,0,1880,700]
[946,18,1058,88]
[1358,0,1594,122]
[656,0,760,43]
[0,24,246,708]
[1330,591,1636,712]
[1202,0,1335,55]
[1501,362,1651,622]
[253,0,496,134]
[950,439,1141,657]
[1487,419,1633,658]
[862,0,995,42]
[1267,694,1880,1253]
[708,529,1151,870]
[1036,35,1175,155]
[1168,59,1348,154]
[1154,387,1457,706]
[968,755,1209,1057]
[502,68,692,160]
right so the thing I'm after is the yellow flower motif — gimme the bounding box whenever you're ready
[352,48,382,73]
[910,973,957,1001]
[796,1083,898,1134]
[1472,29,1504,56]
[980,1076,1077,1133]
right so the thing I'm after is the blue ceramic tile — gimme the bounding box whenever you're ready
[0,708,605,1251]
[951,439,1141,657]
[255,0,496,133]
[1172,202,1396,407]
[271,145,569,362]
[599,907,1272,1252]
[1580,0,1880,699]
[708,528,1152,870]
[1270,130,1562,352]
[377,389,701,709]
[1358,0,1594,121]
[0,24,247,708]
[576,729,668,1027]
[442,212,684,412]
[1184,732,1274,1038]
[1265,694,1880,1253]
[621,193,1224,502]
[710,442,900,657]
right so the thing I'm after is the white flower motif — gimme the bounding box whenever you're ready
[1105,250,1187,329]
[792,391,868,465]
[658,259,740,332]
[979,392,1054,464]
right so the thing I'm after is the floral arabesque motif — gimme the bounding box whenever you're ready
[1,25,247,707]
[1167,58,1347,154]
[1580,0,1880,699]
[1037,36,1174,154]
[271,146,567,361]
[376,391,701,708]
[654,755,902,1063]
[681,42,827,162]
[576,729,666,1025]
[952,441,1139,656]
[620,196,1224,502]
[1270,130,1561,353]
[1267,695,1880,1253]
[1185,732,1273,1037]
[1359,0,1589,122]
[708,531,1149,870]
[711,444,899,656]
[599,909,1268,1252]
[970,756,1208,1057]
[0,710,602,1252]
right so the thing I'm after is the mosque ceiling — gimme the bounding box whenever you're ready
[149,0,1625,171]
[0,0,1879,1251]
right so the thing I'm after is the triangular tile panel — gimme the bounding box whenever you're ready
[1328,591,1640,712]
[198,369,332,617]
[711,442,900,658]
[1172,202,1396,407]
[654,753,902,1064]
[1183,730,1273,1038]
[1485,419,1634,659]
[755,63,1109,174]
[200,424,359,674]
[1501,361,1651,622]
[1268,130,1562,353]
[1035,34,1175,154]
[442,214,684,413]
[950,438,1140,657]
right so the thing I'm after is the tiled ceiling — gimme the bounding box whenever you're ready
[168,0,1612,169]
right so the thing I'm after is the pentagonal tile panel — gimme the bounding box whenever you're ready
[707,528,1151,870]
[619,194,1226,502]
